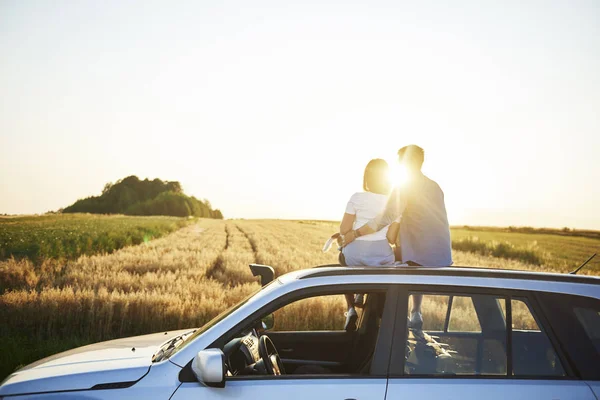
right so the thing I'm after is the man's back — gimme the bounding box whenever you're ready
[398,174,452,267]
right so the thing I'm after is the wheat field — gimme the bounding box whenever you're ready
[1,218,598,379]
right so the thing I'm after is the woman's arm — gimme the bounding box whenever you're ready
[340,213,355,235]
[348,187,407,244]
[387,221,400,244]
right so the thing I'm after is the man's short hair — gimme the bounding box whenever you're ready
[398,145,424,169]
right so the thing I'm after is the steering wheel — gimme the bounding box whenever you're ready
[258,335,286,375]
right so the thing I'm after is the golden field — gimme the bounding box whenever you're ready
[1,217,599,379]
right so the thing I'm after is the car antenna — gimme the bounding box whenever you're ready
[569,253,597,275]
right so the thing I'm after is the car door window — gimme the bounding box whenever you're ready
[272,294,353,331]
[405,292,506,376]
[403,291,566,378]
[510,298,539,330]
[448,296,481,332]
[417,294,449,331]
[510,298,565,377]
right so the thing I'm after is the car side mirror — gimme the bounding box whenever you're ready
[249,264,275,286]
[261,313,274,331]
[192,349,226,388]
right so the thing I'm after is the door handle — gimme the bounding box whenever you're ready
[280,348,294,352]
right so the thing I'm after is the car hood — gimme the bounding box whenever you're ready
[0,329,193,396]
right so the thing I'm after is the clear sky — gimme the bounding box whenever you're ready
[1,1,599,229]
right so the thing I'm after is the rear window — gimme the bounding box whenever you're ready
[573,307,600,354]
[538,292,600,380]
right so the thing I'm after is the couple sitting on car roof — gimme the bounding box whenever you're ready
[337,144,453,329]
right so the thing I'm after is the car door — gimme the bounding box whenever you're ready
[385,285,597,400]
[171,285,398,400]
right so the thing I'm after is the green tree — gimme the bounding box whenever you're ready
[64,176,222,218]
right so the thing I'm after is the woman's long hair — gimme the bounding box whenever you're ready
[363,158,391,195]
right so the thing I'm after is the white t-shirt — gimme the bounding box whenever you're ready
[345,192,390,241]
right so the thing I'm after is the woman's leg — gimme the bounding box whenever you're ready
[340,246,358,330]
[340,250,355,310]
[345,293,355,309]
[411,294,423,314]
[409,294,424,329]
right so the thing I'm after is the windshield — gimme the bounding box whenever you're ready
[167,280,279,359]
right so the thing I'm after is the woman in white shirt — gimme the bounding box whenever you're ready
[339,158,399,327]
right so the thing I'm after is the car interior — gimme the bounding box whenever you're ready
[221,291,387,377]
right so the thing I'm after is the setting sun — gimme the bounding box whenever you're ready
[388,162,409,188]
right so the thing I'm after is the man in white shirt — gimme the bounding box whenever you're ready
[341,145,452,327]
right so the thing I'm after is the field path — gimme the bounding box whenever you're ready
[235,223,259,260]
[205,221,257,285]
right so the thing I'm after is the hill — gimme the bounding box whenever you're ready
[63,176,223,218]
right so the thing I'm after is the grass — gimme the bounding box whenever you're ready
[452,237,545,266]
[0,214,190,264]
[457,225,600,240]
[451,227,600,273]
[0,217,598,380]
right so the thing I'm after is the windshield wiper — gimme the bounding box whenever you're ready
[152,330,196,362]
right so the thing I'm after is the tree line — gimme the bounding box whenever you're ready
[63,176,223,219]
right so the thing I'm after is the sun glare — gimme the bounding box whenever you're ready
[389,163,409,188]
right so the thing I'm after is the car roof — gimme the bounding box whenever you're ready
[292,265,600,286]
